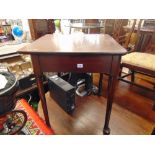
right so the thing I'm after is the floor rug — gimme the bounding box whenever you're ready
[15,99,54,135]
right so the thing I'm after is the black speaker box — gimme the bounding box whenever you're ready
[47,75,75,114]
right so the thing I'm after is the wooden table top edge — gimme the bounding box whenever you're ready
[17,34,127,55]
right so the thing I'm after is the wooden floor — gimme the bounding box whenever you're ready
[38,74,155,135]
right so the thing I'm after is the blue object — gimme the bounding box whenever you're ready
[12,26,23,37]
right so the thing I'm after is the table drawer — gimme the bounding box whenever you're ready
[39,55,113,73]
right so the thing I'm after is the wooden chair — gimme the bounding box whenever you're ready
[98,19,155,93]
[112,19,124,41]
[112,19,140,50]
[119,20,155,135]
[98,19,136,95]
[119,19,155,91]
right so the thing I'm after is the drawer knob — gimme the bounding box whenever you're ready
[77,64,83,68]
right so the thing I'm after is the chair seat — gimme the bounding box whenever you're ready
[122,52,155,71]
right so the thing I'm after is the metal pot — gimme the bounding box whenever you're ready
[0,72,19,115]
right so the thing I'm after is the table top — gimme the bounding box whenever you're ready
[18,34,127,55]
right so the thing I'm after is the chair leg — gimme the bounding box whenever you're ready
[57,72,61,77]
[119,65,123,77]
[151,127,155,135]
[131,70,135,82]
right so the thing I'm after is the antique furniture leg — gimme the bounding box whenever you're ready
[31,55,51,127]
[103,75,117,135]
[131,70,135,82]
[119,65,123,77]
[98,73,103,96]
[151,127,155,135]
[36,75,51,127]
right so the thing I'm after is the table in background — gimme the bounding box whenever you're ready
[18,34,127,134]
[0,41,30,59]
[66,23,105,34]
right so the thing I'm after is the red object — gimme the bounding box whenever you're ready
[16,99,55,135]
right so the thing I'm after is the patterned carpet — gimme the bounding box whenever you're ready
[16,99,54,135]
[0,99,54,135]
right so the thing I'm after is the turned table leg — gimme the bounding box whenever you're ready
[103,75,117,135]
[36,75,51,127]
[98,73,103,96]
[31,55,51,127]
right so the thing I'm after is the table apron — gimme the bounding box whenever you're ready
[38,55,113,73]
